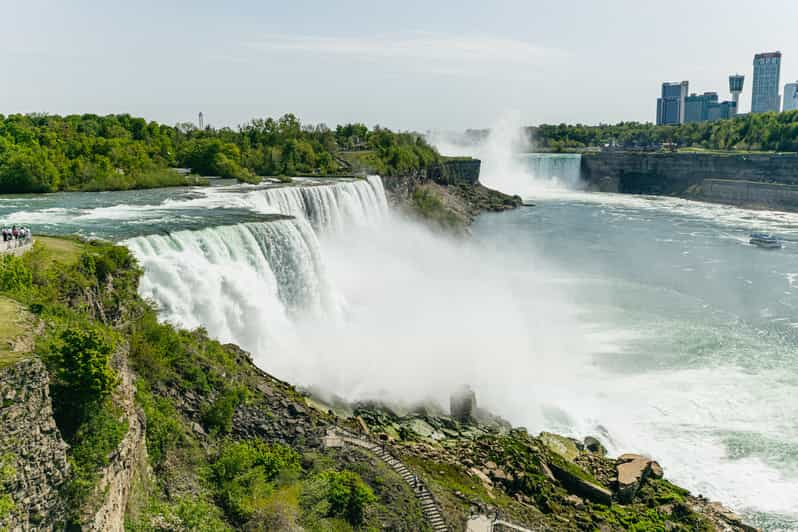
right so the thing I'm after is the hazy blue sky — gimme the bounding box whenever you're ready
[2,0,797,130]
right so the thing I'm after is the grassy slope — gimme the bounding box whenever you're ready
[0,297,33,368]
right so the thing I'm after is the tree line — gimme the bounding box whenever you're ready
[0,113,440,193]
[529,110,798,152]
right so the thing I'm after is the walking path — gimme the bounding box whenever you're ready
[324,428,449,531]
[465,516,537,532]
[0,237,33,256]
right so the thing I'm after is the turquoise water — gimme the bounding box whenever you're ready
[473,191,798,530]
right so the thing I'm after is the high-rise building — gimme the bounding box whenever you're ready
[751,52,782,113]
[729,74,744,111]
[684,92,719,123]
[656,81,689,125]
[784,82,798,112]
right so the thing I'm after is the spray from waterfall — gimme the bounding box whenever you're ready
[429,111,584,197]
[126,176,599,431]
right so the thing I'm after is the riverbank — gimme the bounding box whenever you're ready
[581,151,798,211]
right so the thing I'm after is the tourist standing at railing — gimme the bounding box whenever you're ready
[0,226,32,248]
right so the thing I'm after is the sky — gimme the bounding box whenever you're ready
[2,0,797,131]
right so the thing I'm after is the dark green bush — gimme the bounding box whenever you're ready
[301,469,376,526]
[211,440,300,522]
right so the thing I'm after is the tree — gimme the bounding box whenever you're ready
[56,328,117,406]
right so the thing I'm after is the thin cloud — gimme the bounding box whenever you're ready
[242,33,565,73]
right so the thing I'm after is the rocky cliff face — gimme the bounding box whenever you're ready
[428,159,482,186]
[581,151,798,210]
[83,349,147,532]
[0,358,69,530]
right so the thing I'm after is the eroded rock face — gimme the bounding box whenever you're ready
[0,358,69,530]
[83,349,147,532]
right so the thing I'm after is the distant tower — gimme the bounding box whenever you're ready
[198,112,204,129]
[729,74,744,109]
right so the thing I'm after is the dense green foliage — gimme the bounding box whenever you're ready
[0,113,440,192]
[531,110,798,152]
[201,386,249,435]
[300,470,377,526]
[54,328,118,408]
[0,255,32,292]
[211,440,301,523]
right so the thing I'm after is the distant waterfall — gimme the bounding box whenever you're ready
[521,154,582,189]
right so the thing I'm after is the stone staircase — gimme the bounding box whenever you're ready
[327,429,449,531]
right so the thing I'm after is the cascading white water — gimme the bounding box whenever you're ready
[124,177,387,378]
[238,176,388,231]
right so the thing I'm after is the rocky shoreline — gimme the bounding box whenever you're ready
[381,164,522,232]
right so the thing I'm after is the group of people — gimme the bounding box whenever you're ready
[2,225,31,243]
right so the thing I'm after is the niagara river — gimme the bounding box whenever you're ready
[1,160,797,529]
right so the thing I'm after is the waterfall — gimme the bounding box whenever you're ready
[429,113,584,195]
[521,154,582,189]
[240,176,388,231]
[124,177,388,365]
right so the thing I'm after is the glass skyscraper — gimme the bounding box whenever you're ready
[656,81,689,125]
[751,52,782,113]
[784,82,798,112]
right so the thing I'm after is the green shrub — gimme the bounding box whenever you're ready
[202,385,249,435]
[126,496,231,532]
[211,440,301,522]
[55,327,118,407]
[301,470,376,526]
[0,454,17,520]
[0,255,32,293]
[135,380,182,468]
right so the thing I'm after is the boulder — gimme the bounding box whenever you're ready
[616,454,656,503]
[649,461,663,479]
[584,436,607,456]
[469,467,493,487]
[540,432,581,462]
[548,461,613,506]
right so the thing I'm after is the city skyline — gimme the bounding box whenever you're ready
[2,0,797,130]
